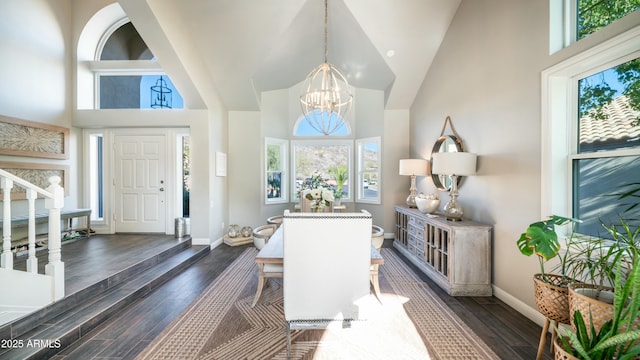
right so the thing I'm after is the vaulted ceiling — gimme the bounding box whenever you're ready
[119,0,461,111]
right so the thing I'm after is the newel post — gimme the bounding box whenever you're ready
[1,177,14,270]
[44,176,65,300]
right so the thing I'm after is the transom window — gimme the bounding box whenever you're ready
[577,0,640,40]
[550,0,640,53]
[93,22,183,109]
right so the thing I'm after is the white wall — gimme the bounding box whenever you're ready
[0,0,76,214]
[410,0,640,322]
[228,111,262,229]
[410,0,550,320]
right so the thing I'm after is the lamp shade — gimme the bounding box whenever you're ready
[399,159,428,176]
[431,152,477,176]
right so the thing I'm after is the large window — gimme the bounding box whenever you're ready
[291,140,352,202]
[572,58,640,236]
[543,16,640,240]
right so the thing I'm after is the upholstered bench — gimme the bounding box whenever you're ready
[0,208,92,237]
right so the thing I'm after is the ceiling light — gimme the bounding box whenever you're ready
[300,0,353,135]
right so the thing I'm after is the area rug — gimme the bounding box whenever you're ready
[136,248,499,360]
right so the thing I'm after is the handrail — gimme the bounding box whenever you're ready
[0,169,52,198]
[0,168,65,301]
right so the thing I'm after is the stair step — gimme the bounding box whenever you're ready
[0,240,209,360]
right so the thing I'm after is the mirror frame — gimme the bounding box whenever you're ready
[430,135,464,190]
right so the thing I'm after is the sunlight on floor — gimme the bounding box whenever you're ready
[311,292,432,359]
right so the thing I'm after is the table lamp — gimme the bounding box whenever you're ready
[431,152,477,220]
[399,159,428,208]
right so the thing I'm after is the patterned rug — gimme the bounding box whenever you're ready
[136,248,499,360]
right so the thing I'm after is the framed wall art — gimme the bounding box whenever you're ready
[0,162,69,199]
[0,115,69,159]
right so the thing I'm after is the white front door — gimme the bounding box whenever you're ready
[114,135,166,233]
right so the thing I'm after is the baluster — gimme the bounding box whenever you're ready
[26,188,38,273]
[1,177,13,269]
[44,176,65,300]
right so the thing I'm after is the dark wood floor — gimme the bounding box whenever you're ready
[23,235,551,359]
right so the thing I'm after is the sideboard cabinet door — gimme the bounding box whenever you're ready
[393,205,492,296]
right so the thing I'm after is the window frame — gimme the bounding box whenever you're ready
[542,25,640,229]
[356,137,381,204]
[264,137,289,205]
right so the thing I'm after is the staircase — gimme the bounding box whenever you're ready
[1,170,66,317]
[0,236,209,360]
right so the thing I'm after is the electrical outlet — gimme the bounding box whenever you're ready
[221,222,225,229]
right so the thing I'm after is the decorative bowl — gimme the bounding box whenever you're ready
[415,197,440,214]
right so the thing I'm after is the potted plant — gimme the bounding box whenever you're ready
[555,256,640,360]
[328,165,347,206]
[517,215,582,360]
[517,215,582,318]
[566,217,639,332]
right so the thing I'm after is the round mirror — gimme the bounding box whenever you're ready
[430,135,463,190]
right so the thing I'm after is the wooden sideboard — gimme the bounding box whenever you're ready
[393,205,492,296]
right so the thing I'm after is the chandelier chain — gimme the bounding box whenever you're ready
[324,0,328,63]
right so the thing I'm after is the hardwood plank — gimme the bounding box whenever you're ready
[42,236,550,360]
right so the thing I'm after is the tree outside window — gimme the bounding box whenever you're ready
[577,0,640,40]
[574,57,640,237]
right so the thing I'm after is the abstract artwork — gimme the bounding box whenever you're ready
[0,115,69,159]
[0,162,69,199]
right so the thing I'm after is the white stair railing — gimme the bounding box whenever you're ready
[0,169,65,301]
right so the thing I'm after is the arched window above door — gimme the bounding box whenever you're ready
[77,4,183,109]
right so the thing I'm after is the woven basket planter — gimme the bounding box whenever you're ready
[553,337,579,360]
[568,283,614,332]
[533,274,572,324]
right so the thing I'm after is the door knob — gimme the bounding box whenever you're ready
[159,187,164,192]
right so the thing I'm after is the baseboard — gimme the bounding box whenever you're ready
[191,237,212,246]
[492,285,546,328]
[209,237,223,250]
[384,232,394,239]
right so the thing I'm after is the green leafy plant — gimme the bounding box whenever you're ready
[328,165,348,199]
[516,215,580,281]
[566,218,639,294]
[557,257,640,360]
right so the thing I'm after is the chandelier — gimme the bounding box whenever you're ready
[300,0,353,135]
[151,76,172,109]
